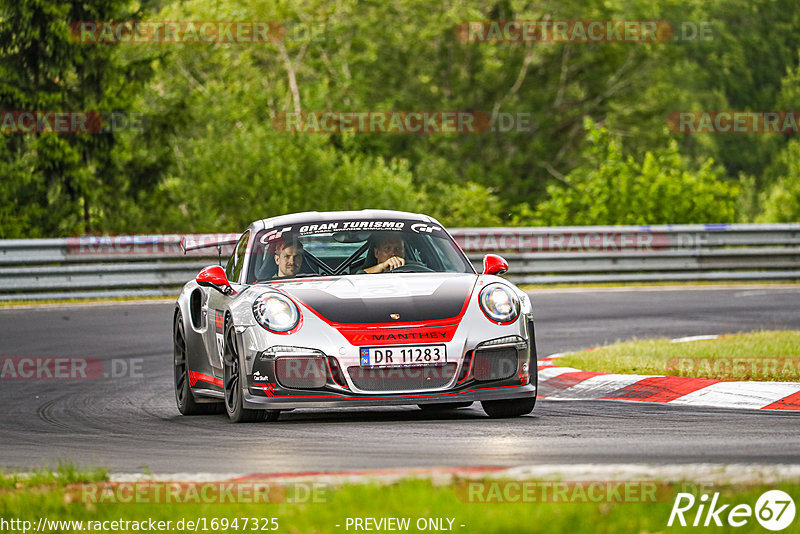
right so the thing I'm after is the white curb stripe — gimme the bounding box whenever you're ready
[670,334,721,343]
[547,373,657,399]
[669,381,800,410]
[538,366,585,380]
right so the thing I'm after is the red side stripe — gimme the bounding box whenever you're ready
[188,371,223,387]
[605,376,719,402]
[763,390,800,411]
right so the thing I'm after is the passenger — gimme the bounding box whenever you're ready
[274,238,304,278]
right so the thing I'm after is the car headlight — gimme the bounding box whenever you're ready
[479,283,520,323]
[252,293,300,332]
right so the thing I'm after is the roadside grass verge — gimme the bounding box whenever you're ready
[520,280,800,290]
[2,469,799,533]
[0,296,173,308]
[0,464,108,490]
[556,330,800,381]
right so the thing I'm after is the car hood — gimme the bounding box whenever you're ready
[273,273,476,324]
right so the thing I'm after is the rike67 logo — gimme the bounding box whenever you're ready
[668,490,796,531]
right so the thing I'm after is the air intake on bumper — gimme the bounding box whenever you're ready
[347,364,458,392]
[275,356,328,389]
[472,337,526,381]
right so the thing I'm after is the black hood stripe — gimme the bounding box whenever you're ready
[285,276,475,324]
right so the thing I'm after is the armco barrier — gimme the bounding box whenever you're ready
[0,224,797,300]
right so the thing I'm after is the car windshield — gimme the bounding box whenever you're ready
[248,219,474,283]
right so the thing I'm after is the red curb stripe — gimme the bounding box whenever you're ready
[604,376,720,402]
[540,371,607,394]
[762,390,800,411]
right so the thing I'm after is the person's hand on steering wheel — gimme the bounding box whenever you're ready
[364,256,405,273]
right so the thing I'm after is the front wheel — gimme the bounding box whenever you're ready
[481,397,536,418]
[223,319,277,423]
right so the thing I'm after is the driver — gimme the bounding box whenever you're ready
[364,233,405,273]
[274,238,304,278]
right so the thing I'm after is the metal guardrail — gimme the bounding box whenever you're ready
[0,224,798,300]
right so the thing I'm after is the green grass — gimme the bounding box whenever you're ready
[520,280,800,290]
[1,468,799,533]
[0,464,107,490]
[0,296,173,307]
[557,330,800,381]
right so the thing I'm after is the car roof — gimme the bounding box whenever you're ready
[251,209,438,231]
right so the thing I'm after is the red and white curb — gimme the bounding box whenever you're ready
[107,464,800,484]
[537,336,800,411]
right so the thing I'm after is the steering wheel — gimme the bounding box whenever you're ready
[387,261,434,273]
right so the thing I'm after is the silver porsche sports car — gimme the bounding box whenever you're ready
[173,210,536,422]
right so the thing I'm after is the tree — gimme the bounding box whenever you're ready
[0,0,167,237]
[532,119,739,225]
[757,140,800,222]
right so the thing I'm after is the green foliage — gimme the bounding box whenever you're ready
[0,463,107,489]
[757,140,800,222]
[419,181,502,228]
[2,0,799,235]
[97,0,504,232]
[532,119,739,225]
[0,0,167,238]
[758,178,800,223]
[558,330,800,381]
[674,0,800,180]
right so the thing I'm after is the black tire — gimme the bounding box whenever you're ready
[481,396,536,418]
[418,402,473,411]
[223,318,277,423]
[173,312,223,415]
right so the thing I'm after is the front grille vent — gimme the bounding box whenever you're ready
[347,363,457,392]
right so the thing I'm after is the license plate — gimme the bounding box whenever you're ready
[360,344,447,367]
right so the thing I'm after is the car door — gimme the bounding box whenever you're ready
[203,231,249,375]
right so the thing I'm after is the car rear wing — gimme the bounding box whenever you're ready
[180,233,240,254]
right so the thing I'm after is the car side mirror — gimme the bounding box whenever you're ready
[196,265,234,295]
[482,254,508,276]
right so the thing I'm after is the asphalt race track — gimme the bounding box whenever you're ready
[1,287,799,474]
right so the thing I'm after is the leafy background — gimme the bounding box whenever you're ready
[1,0,799,237]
